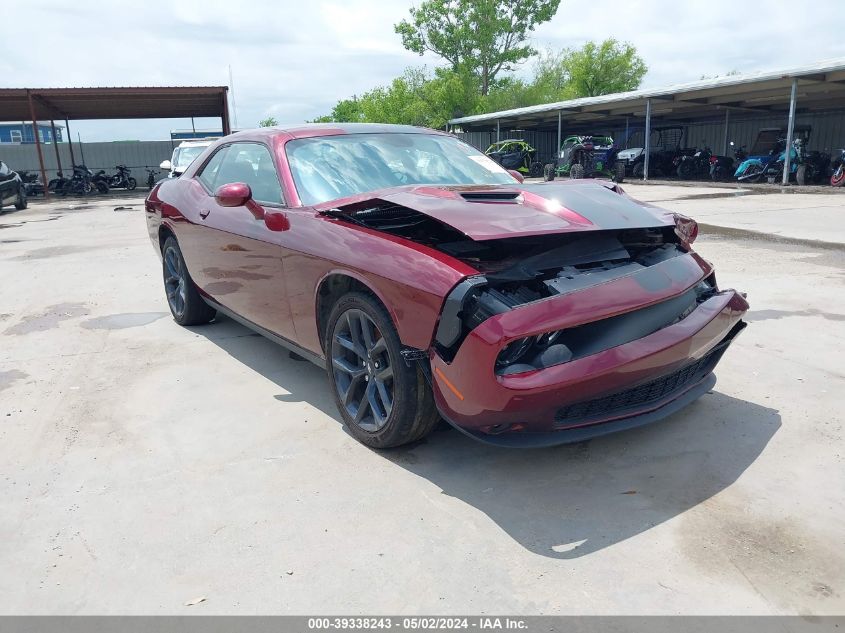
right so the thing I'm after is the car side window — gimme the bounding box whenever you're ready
[197,147,229,191]
[215,143,284,205]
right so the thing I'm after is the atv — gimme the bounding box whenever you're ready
[484,139,544,178]
[542,135,624,182]
[616,126,691,179]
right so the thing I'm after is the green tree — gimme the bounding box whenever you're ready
[554,39,647,98]
[311,98,364,123]
[311,67,479,129]
[258,116,278,127]
[395,0,562,96]
[530,48,576,102]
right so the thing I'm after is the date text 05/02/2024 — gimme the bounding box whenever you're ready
[307,617,528,630]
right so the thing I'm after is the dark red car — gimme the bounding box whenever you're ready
[145,124,748,448]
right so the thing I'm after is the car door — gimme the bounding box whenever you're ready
[185,142,296,341]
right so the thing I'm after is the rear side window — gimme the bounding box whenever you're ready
[197,147,228,191]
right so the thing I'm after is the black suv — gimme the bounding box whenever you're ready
[0,160,28,212]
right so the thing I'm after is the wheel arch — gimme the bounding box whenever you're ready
[314,270,400,353]
[158,222,176,252]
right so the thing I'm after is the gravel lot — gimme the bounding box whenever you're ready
[1,188,843,614]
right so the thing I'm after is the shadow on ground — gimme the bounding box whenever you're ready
[197,314,781,560]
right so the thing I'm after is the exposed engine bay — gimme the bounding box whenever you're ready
[325,197,715,375]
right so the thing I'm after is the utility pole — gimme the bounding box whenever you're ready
[229,65,239,130]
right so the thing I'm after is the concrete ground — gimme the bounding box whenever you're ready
[0,187,843,615]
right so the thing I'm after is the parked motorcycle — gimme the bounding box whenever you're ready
[675,145,716,180]
[709,143,747,181]
[672,147,713,180]
[831,149,845,187]
[48,171,70,193]
[801,148,830,185]
[91,169,111,194]
[17,170,45,196]
[59,165,99,196]
[108,164,137,190]
[734,138,786,183]
[145,168,160,189]
[751,138,827,185]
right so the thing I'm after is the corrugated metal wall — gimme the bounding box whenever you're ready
[456,109,845,159]
[0,140,176,178]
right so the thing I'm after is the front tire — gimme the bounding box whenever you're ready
[831,165,845,187]
[161,236,216,326]
[15,188,27,210]
[325,292,439,448]
[543,163,555,182]
[127,177,137,190]
[569,163,585,179]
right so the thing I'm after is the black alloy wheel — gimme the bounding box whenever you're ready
[325,292,439,448]
[331,308,394,433]
[163,244,188,320]
[161,237,216,326]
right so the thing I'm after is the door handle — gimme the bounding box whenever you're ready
[199,209,210,219]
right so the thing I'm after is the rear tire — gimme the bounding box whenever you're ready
[14,188,27,210]
[127,177,137,190]
[325,292,439,448]
[741,164,764,183]
[543,163,555,182]
[632,162,644,179]
[796,164,806,186]
[676,161,694,180]
[528,162,543,178]
[161,236,217,326]
[614,162,625,183]
[96,181,109,194]
[569,163,585,179]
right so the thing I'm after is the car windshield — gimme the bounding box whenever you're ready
[286,133,516,206]
[173,146,207,170]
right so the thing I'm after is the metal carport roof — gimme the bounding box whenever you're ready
[449,58,845,129]
[0,86,230,122]
[0,86,231,198]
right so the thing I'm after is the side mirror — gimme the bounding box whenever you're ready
[214,182,287,229]
[159,160,172,171]
[214,182,253,207]
[508,169,524,183]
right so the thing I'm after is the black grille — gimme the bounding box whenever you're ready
[553,326,743,427]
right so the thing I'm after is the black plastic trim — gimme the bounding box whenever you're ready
[203,298,324,368]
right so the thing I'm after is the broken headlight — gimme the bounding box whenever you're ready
[495,333,573,376]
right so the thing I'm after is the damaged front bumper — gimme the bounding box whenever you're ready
[429,254,749,447]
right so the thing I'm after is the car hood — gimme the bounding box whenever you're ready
[330,182,671,241]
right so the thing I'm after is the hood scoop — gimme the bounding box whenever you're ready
[459,191,522,203]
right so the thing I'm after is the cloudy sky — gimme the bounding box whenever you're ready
[4,0,845,141]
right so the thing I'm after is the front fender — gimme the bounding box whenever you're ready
[734,158,763,176]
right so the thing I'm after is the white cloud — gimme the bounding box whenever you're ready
[5,0,844,140]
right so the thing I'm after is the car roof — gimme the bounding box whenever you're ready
[176,139,215,148]
[224,122,449,141]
